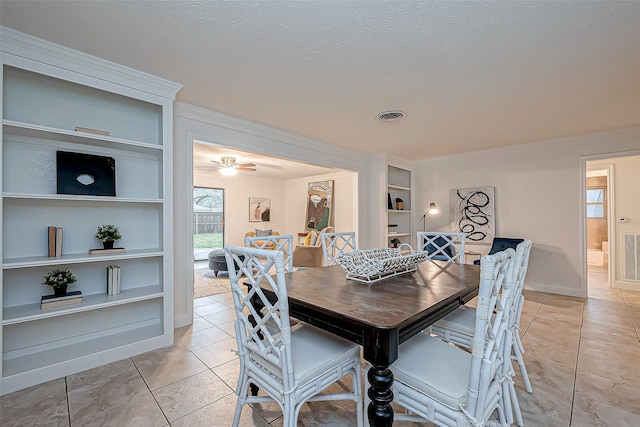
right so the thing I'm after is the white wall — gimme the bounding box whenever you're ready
[415,127,640,297]
[173,102,370,327]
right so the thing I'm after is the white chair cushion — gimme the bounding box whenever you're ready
[253,323,360,386]
[392,333,471,410]
[290,323,361,385]
[433,305,476,336]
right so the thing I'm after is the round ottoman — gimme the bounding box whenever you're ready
[208,249,228,277]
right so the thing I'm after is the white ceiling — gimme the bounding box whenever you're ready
[2,1,640,161]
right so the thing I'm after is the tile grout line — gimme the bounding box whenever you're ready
[64,376,71,427]
[130,356,171,426]
[567,296,586,427]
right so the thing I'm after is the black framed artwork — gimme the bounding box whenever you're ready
[56,151,116,196]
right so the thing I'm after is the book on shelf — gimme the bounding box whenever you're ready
[47,226,63,257]
[48,226,56,257]
[55,227,63,256]
[107,266,113,295]
[74,126,111,136]
[41,290,83,309]
[89,247,126,255]
[107,265,121,295]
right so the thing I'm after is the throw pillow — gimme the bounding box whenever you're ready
[309,231,318,246]
[255,229,272,237]
[303,231,315,245]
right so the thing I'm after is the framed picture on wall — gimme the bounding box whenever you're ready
[449,186,495,243]
[249,197,271,222]
[305,180,334,232]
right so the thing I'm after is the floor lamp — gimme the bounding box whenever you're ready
[419,202,439,232]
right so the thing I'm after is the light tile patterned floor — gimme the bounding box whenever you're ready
[2,266,640,426]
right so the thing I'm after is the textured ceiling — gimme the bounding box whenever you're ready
[2,1,640,161]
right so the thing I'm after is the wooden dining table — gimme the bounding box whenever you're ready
[257,260,481,427]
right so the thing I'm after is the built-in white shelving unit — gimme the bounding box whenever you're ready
[0,27,182,395]
[387,165,413,247]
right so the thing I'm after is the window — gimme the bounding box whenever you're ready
[586,188,606,218]
[193,187,224,261]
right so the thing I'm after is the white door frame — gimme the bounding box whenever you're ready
[581,149,640,295]
[585,162,615,289]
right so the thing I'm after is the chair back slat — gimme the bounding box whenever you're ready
[511,240,532,320]
[244,234,294,272]
[224,246,295,390]
[417,232,466,264]
[465,247,515,418]
[321,232,356,266]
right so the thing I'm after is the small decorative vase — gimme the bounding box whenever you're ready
[103,241,114,250]
[54,284,68,297]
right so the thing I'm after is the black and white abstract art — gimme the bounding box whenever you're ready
[450,186,495,243]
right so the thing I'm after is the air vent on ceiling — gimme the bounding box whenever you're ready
[376,110,406,121]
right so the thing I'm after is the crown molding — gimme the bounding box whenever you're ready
[175,101,369,168]
[0,26,182,99]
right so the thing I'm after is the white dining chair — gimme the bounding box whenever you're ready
[417,231,466,264]
[365,248,516,427]
[244,233,294,272]
[428,239,533,426]
[321,231,356,266]
[224,245,364,427]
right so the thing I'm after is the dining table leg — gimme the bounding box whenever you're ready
[367,364,394,427]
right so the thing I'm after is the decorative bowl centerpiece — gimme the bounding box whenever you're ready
[336,244,427,284]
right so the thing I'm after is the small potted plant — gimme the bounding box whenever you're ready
[43,267,77,297]
[391,238,401,248]
[95,224,122,249]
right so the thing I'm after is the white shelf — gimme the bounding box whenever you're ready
[386,164,413,247]
[1,35,178,395]
[388,184,411,191]
[3,249,163,269]
[2,192,163,204]
[2,323,164,377]
[3,285,163,325]
[2,120,163,152]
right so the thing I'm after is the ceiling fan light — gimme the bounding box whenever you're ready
[220,167,237,176]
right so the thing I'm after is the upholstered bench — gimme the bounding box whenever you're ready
[208,249,228,277]
[208,248,245,277]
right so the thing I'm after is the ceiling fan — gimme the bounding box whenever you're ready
[211,156,256,175]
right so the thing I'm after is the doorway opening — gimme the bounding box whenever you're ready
[193,186,228,299]
[585,166,611,294]
[193,186,224,261]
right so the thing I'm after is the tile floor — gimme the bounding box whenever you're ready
[2,266,640,426]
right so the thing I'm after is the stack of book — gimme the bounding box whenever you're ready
[107,265,121,295]
[47,226,63,257]
[89,247,125,255]
[41,290,83,309]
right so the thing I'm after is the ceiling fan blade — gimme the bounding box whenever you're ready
[210,160,223,167]
[237,167,256,172]
[236,162,256,168]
